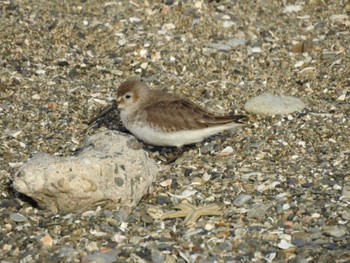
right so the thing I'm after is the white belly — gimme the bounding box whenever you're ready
[120,111,242,147]
[122,118,241,147]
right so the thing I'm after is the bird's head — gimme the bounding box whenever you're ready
[116,79,150,112]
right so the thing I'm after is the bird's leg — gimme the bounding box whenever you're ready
[163,147,185,164]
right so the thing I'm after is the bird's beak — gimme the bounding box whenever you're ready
[87,100,118,125]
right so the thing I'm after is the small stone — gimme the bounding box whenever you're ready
[247,204,269,220]
[10,213,28,222]
[139,49,148,58]
[217,241,232,251]
[129,17,142,23]
[283,5,302,13]
[32,94,41,100]
[222,21,235,28]
[118,39,126,46]
[321,51,339,59]
[251,47,262,53]
[160,179,172,187]
[57,60,69,67]
[337,93,346,101]
[244,93,305,115]
[282,204,291,210]
[113,209,129,222]
[204,38,245,51]
[217,146,234,156]
[112,234,126,243]
[341,185,350,200]
[330,14,349,22]
[291,232,311,247]
[292,238,309,247]
[140,62,148,69]
[200,143,215,154]
[184,168,193,176]
[233,194,252,207]
[151,249,165,263]
[3,244,12,251]
[278,239,295,249]
[162,23,175,30]
[226,38,246,47]
[41,234,53,247]
[45,102,57,111]
[340,211,350,221]
[265,252,276,262]
[301,182,313,188]
[156,196,170,205]
[204,223,215,231]
[141,213,154,224]
[35,69,46,75]
[57,246,77,257]
[164,0,173,5]
[81,249,120,263]
[323,226,346,238]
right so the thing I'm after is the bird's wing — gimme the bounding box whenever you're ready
[141,98,245,132]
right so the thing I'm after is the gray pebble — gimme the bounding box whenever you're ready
[200,143,215,154]
[151,249,164,263]
[323,226,346,238]
[81,249,120,263]
[233,194,252,207]
[292,238,309,247]
[57,246,77,257]
[217,241,232,251]
[10,212,28,222]
[247,204,269,220]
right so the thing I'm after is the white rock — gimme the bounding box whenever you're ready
[244,93,305,115]
[283,5,302,13]
[222,21,236,28]
[217,146,234,156]
[140,62,148,69]
[32,94,41,100]
[9,130,22,138]
[337,93,346,101]
[162,23,176,30]
[294,60,304,68]
[282,204,290,210]
[35,69,46,75]
[341,185,350,200]
[167,190,197,199]
[251,47,262,53]
[118,39,126,46]
[277,239,295,249]
[330,14,348,22]
[194,1,203,9]
[129,17,142,23]
[139,49,148,58]
[205,38,245,51]
[13,131,158,214]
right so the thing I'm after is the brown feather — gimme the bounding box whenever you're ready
[137,95,244,132]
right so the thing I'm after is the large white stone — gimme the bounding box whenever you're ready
[13,131,158,213]
[244,93,305,115]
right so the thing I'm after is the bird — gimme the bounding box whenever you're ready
[112,79,245,147]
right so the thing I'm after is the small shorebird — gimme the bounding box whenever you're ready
[89,79,245,148]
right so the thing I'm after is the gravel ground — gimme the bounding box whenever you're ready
[1,0,349,262]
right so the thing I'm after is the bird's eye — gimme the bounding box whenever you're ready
[125,94,131,99]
